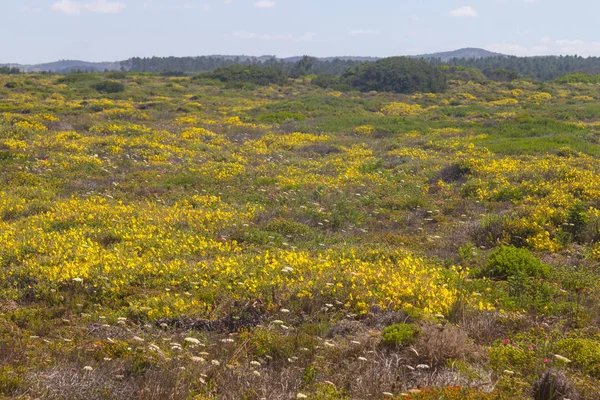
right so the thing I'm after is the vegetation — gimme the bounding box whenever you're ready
[91,80,126,93]
[0,69,600,399]
[381,323,420,347]
[483,246,551,279]
[342,57,447,93]
[437,54,600,81]
[0,67,20,75]
[200,64,287,86]
[123,55,365,76]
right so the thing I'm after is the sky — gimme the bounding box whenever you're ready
[2,0,600,64]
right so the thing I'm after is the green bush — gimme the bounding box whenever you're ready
[92,80,125,93]
[202,65,287,86]
[264,218,312,235]
[484,246,551,279]
[0,366,23,395]
[342,57,447,94]
[381,323,419,347]
[489,342,540,376]
[553,338,600,378]
[258,112,306,123]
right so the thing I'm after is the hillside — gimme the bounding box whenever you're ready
[414,47,506,61]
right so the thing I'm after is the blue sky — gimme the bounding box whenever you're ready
[2,0,600,64]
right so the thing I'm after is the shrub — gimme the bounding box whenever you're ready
[381,323,419,347]
[203,65,287,86]
[484,246,550,279]
[553,338,600,378]
[258,112,306,123]
[417,324,479,367]
[0,366,23,395]
[490,341,540,376]
[264,218,312,236]
[92,80,125,93]
[342,57,447,94]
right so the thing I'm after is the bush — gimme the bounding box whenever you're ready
[0,366,23,395]
[381,323,419,347]
[417,324,479,367]
[92,80,125,93]
[202,65,287,86]
[484,246,550,279]
[553,338,600,378]
[342,57,447,94]
[258,112,306,124]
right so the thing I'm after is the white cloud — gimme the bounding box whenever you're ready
[51,0,126,14]
[350,30,378,36]
[144,2,209,11]
[255,1,275,8]
[21,6,42,13]
[230,31,314,42]
[86,0,126,13]
[449,6,478,18]
[487,37,600,56]
[52,0,81,14]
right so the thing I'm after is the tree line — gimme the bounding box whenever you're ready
[432,55,600,81]
[0,67,21,75]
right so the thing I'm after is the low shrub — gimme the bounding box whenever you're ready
[484,246,550,279]
[381,323,419,347]
[92,80,125,93]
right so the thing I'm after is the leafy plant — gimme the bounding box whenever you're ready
[381,323,419,347]
[484,246,551,279]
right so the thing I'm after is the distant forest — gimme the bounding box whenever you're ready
[5,54,600,84]
[434,55,600,81]
[122,56,364,77]
[119,54,600,82]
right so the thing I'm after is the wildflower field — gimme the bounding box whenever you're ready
[1,72,600,399]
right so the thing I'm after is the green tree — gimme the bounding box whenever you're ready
[342,57,447,94]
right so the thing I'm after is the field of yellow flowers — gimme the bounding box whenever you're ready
[1,72,600,399]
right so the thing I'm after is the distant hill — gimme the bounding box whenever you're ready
[413,48,506,62]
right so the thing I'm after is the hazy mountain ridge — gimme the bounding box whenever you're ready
[0,48,505,73]
[412,47,506,61]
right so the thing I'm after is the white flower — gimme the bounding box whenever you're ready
[554,354,572,363]
[503,369,515,375]
[296,394,308,399]
[272,320,284,325]
[184,337,200,345]
[211,360,220,366]
[280,308,290,313]
[83,366,93,371]
[250,361,261,367]
[132,336,144,342]
[416,364,430,370]
[72,278,83,283]
[253,370,261,377]
[358,356,368,361]
[191,356,205,363]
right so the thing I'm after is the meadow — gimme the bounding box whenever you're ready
[0,71,600,399]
